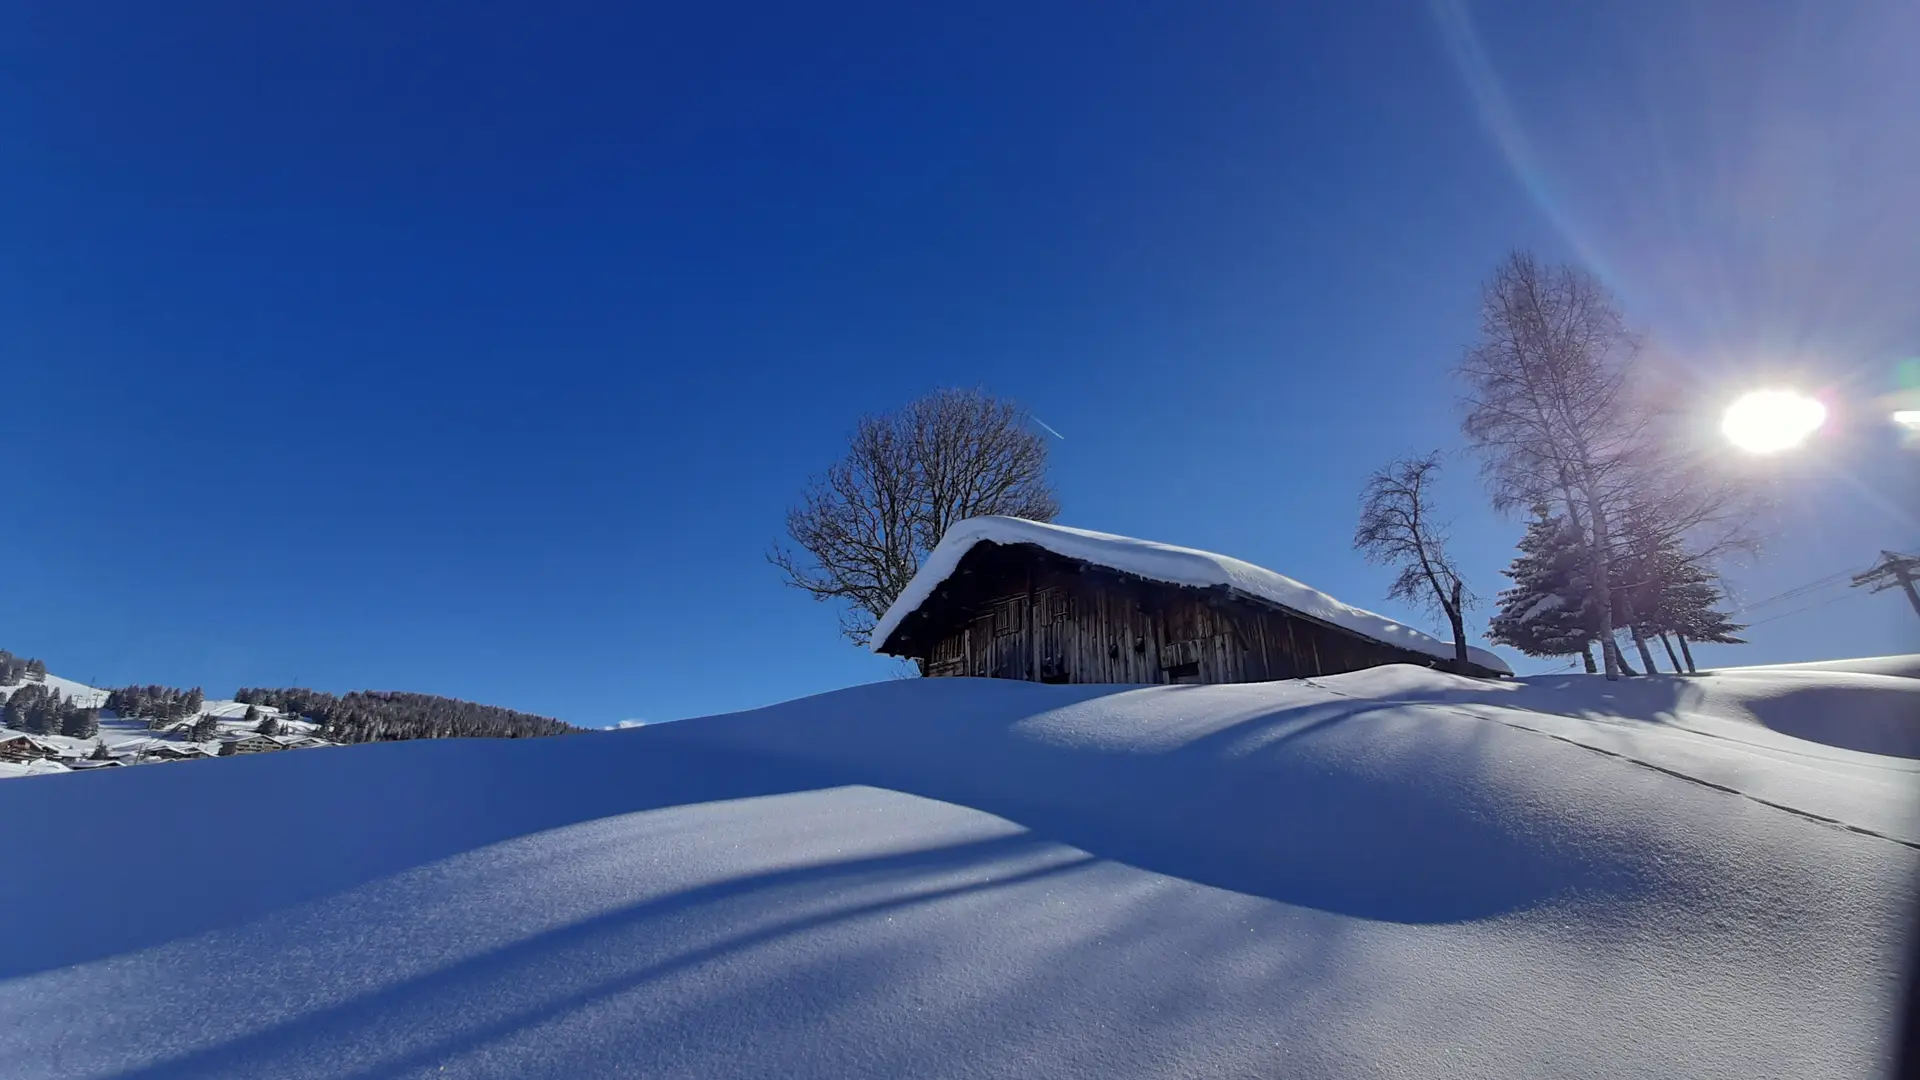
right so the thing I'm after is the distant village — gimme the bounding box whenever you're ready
[0,646,582,780]
[0,662,337,780]
[0,727,335,775]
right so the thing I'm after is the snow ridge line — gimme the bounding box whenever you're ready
[1298,678,1920,854]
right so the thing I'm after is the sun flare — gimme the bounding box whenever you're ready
[1720,389,1826,454]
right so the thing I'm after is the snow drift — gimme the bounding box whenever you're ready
[0,662,1915,1079]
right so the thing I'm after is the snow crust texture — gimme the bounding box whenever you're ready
[871,516,1512,672]
[1,662,1915,1079]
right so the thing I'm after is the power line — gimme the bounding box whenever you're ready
[1852,550,1920,620]
[1741,588,1865,629]
[1733,569,1857,613]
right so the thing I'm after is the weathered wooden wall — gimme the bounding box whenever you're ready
[226,739,287,755]
[907,543,1432,685]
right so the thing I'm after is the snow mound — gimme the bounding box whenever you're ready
[0,663,1913,1079]
[1713,654,1920,681]
[1672,668,1920,758]
[871,516,1511,673]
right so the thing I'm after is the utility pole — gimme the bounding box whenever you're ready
[1852,550,1920,618]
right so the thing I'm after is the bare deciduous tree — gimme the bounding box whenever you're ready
[771,388,1059,645]
[1459,253,1640,678]
[1354,452,1474,667]
[1456,252,1763,679]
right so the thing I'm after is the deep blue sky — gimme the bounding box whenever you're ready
[4,1,1915,726]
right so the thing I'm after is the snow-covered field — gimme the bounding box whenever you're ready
[1,661,1915,1078]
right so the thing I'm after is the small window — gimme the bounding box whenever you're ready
[993,599,1022,636]
[1166,661,1199,682]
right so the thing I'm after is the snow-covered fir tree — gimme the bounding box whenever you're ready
[1612,507,1745,673]
[60,702,100,739]
[1488,507,1601,670]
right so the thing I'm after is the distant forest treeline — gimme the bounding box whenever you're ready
[3,645,583,745]
[105,685,207,726]
[234,688,581,742]
[0,650,97,737]
[2,683,100,738]
[0,650,48,686]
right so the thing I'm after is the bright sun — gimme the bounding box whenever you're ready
[1720,389,1826,454]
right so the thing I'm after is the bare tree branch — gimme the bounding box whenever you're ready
[770,388,1059,646]
[1455,252,1765,678]
[1353,451,1476,667]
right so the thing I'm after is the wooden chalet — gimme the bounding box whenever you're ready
[873,517,1510,685]
[220,733,322,755]
[0,733,63,763]
[144,743,213,762]
[221,734,290,755]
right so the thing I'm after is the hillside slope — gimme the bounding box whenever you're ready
[1,662,1915,1079]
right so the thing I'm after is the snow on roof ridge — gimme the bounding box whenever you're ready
[872,516,1510,675]
[0,730,64,748]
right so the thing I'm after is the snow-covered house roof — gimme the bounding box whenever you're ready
[872,517,1510,675]
[218,733,315,748]
[144,742,213,757]
[0,732,66,753]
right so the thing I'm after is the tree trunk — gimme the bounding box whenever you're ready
[1659,632,1682,672]
[1581,644,1597,673]
[1582,496,1622,680]
[1447,579,1468,668]
[1612,635,1640,676]
[1632,624,1660,673]
[1616,586,1659,673]
[1677,634,1697,673]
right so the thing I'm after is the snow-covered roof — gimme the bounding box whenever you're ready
[0,731,64,751]
[218,732,313,747]
[145,743,212,756]
[872,517,1510,675]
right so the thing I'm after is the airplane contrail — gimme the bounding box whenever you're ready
[1033,418,1066,440]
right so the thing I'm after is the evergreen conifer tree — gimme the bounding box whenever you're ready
[62,706,99,739]
[24,689,63,736]
[1653,562,1744,671]
[1488,507,1597,664]
[1609,509,1745,673]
